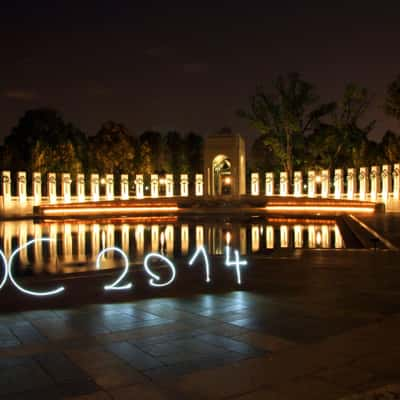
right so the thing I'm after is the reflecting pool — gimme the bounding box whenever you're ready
[0,217,344,276]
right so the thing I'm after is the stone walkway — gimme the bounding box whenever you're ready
[1,244,400,398]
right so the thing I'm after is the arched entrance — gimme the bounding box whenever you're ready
[212,155,232,195]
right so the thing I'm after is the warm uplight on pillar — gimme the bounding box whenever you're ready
[166,174,174,197]
[334,169,343,199]
[180,174,189,197]
[294,171,302,197]
[308,170,316,198]
[135,174,144,199]
[17,171,27,204]
[359,167,368,201]
[120,174,129,200]
[347,168,356,200]
[393,164,400,200]
[370,166,380,201]
[1,171,11,206]
[151,174,159,198]
[47,173,57,204]
[62,173,71,203]
[195,174,203,196]
[251,173,259,196]
[381,165,391,202]
[280,225,288,248]
[91,174,100,201]
[265,172,274,196]
[77,174,85,202]
[280,172,288,196]
[106,174,114,200]
[321,170,330,198]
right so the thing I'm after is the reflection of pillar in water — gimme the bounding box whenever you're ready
[33,223,43,269]
[106,224,115,249]
[308,225,316,248]
[334,225,343,248]
[195,225,204,247]
[321,225,330,248]
[151,225,160,252]
[135,225,144,256]
[181,224,189,255]
[294,225,303,248]
[121,224,130,255]
[18,221,29,265]
[49,223,58,273]
[165,225,174,255]
[251,225,260,252]
[2,222,13,259]
[77,224,86,261]
[91,224,100,259]
[63,223,73,263]
[240,227,247,255]
[280,225,288,248]
[266,225,274,249]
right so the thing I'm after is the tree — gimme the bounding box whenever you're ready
[3,108,88,172]
[238,73,334,181]
[89,121,135,175]
[138,141,152,174]
[164,131,188,175]
[385,75,400,121]
[139,131,165,172]
[184,132,203,174]
[380,131,400,164]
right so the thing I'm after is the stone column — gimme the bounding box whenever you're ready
[1,171,11,206]
[370,166,380,201]
[151,174,159,198]
[91,174,99,201]
[381,165,391,202]
[47,173,57,204]
[135,174,144,199]
[265,172,274,196]
[180,174,189,197]
[195,174,203,196]
[347,168,356,200]
[166,174,173,197]
[293,171,302,197]
[62,173,71,203]
[359,167,369,200]
[120,174,129,200]
[321,169,330,198]
[32,172,42,206]
[105,174,114,200]
[280,172,288,196]
[76,173,85,202]
[17,171,27,204]
[308,170,316,198]
[334,169,343,199]
[393,163,400,200]
[251,173,259,196]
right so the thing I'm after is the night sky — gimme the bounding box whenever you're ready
[1,0,400,145]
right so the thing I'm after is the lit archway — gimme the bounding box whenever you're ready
[212,155,232,195]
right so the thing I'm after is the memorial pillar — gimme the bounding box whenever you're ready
[347,168,356,200]
[33,172,42,206]
[293,171,302,197]
[1,171,11,207]
[17,171,27,204]
[265,172,274,196]
[105,174,114,200]
[195,174,203,196]
[381,165,391,202]
[308,170,316,198]
[251,173,259,196]
[334,169,343,199]
[62,173,71,203]
[90,174,99,201]
[76,173,85,202]
[151,174,159,198]
[120,174,129,200]
[370,166,380,201]
[279,172,288,196]
[47,173,57,204]
[393,163,400,200]
[359,167,369,200]
[165,174,173,197]
[135,174,144,199]
[180,174,189,197]
[321,169,330,198]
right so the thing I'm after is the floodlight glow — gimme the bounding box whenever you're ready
[188,246,211,282]
[144,253,176,287]
[224,246,247,285]
[8,238,65,296]
[96,247,132,290]
[0,250,7,290]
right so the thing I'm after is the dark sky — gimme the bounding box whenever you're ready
[1,0,400,145]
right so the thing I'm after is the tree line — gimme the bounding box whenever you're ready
[0,73,399,178]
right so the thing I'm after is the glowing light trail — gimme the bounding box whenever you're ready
[144,253,176,287]
[188,246,211,282]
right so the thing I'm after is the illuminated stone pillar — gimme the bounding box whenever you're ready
[393,163,400,200]
[180,174,189,197]
[308,225,316,248]
[32,172,42,206]
[251,173,259,196]
[370,166,380,201]
[121,224,130,255]
[196,225,204,247]
[280,225,288,248]
[308,170,316,198]
[359,167,369,201]
[47,173,57,204]
[165,225,174,255]
[151,225,159,252]
[17,171,27,204]
[294,225,303,248]
[150,174,159,198]
[77,223,86,262]
[334,169,343,199]
[321,169,330,198]
[91,224,100,260]
[181,224,189,255]
[195,174,203,196]
[135,174,144,199]
[1,171,11,206]
[251,225,260,252]
[135,225,144,257]
[165,174,173,197]
[62,173,72,203]
[279,172,288,196]
[106,174,114,200]
[120,174,129,200]
[381,165,391,202]
[294,171,302,197]
[266,225,274,249]
[91,174,100,201]
[76,173,85,202]
[265,173,274,196]
[347,168,356,200]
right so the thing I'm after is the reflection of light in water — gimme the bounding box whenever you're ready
[135,225,144,256]
[280,225,288,248]
[165,225,174,255]
[121,224,130,255]
[316,231,322,246]
[308,225,316,248]
[34,224,43,269]
[77,224,86,261]
[63,223,73,263]
[181,225,189,255]
[240,227,247,255]
[266,226,274,249]
[159,230,165,254]
[106,225,115,249]
[251,226,259,252]
[334,225,344,248]
[322,225,329,248]
[18,221,28,265]
[151,225,160,252]
[196,226,204,247]
[294,225,303,248]
[226,231,231,245]
[92,224,100,259]
[101,230,106,250]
